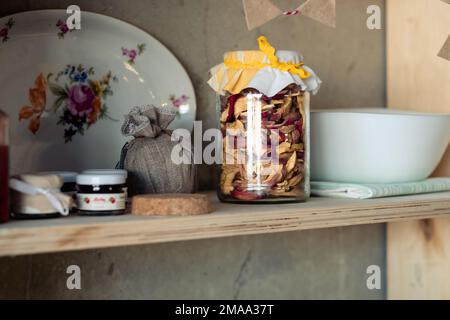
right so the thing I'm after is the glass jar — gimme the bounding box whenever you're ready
[208,36,320,203]
[10,174,69,219]
[217,86,310,203]
[0,110,9,222]
[76,174,127,215]
[82,169,128,199]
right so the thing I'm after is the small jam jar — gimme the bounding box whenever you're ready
[76,174,127,215]
[82,169,128,179]
[82,169,128,199]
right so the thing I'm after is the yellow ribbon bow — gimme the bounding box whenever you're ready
[224,36,311,79]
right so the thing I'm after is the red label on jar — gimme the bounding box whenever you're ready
[77,193,125,211]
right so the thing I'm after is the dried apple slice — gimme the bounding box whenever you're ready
[276,180,289,190]
[269,188,303,197]
[220,107,230,123]
[233,97,247,118]
[285,151,297,173]
[277,142,291,154]
[262,164,283,186]
[288,174,303,187]
[296,95,306,126]
[226,119,245,136]
[291,129,301,144]
[280,125,295,134]
[262,104,275,111]
[290,143,304,152]
[220,165,240,195]
[273,96,292,118]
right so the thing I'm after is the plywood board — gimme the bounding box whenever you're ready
[1,192,450,257]
[387,0,450,299]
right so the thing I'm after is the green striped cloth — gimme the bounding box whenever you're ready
[311,178,450,199]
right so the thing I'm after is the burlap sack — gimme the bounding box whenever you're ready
[119,105,196,196]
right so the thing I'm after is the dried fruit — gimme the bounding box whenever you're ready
[219,87,307,201]
[291,129,301,143]
[220,165,240,195]
[286,152,297,173]
[262,164,284,186]
[233,96,251,118]
[230,190,264,201]
[290,143,304,152]
[280,125,295,134]
[220,107,229,122]
[288,174,303,187]
[277,142,291,154]
[226,119,245,136]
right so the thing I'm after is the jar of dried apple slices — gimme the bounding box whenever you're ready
[208,36,321,203]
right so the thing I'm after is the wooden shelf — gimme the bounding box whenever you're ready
[1,192,450,257]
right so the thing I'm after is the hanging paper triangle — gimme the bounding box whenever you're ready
[300,0,336,28]
[438,35,450,61]
[243,0,282,30]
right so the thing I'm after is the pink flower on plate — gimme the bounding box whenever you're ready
[56,20,69,34]
[122,48,137,62]
[121,44,145,65]
[0,28,8,38]
[67,84,96,117]
[1,18,14,42]
[172,95,189,108]
[128,49,138,60]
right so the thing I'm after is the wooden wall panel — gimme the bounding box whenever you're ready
[387,0,450,300]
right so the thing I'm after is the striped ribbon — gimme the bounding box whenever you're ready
[283,9,300,16]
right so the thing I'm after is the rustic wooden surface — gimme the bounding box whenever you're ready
[387,0,450,176]
[387,218,450,299]
[387,0,450,299]
[1,192,450,257]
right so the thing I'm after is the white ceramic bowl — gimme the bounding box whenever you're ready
[311,109,450,183]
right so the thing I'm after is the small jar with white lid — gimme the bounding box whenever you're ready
[76,174,127,215]
[82,169,128,199]
[82,169,128,179]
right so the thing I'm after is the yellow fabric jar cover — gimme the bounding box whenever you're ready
[208,36,321,96]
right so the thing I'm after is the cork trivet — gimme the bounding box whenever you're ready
[131,194,212,216]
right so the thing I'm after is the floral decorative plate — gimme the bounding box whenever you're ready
[0,10,196,174]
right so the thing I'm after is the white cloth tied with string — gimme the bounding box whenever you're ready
[9,174,72,216]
